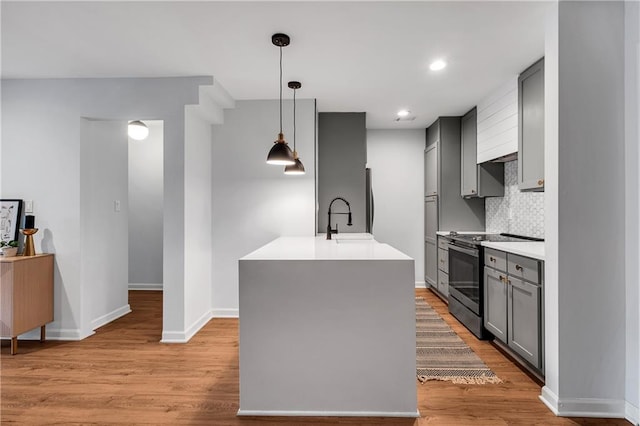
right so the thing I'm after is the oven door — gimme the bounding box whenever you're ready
[448,243,481,315]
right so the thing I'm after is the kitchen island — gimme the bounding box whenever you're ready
[238,235,418,418]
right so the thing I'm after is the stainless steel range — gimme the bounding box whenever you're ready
[446,232,543,339]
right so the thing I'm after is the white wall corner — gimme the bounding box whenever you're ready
[541,387,627,419]
[191,80,236,125]
[211,308,239,318]
[626,401,639,425]
[415,281,427,289]
[204,78,235,109]
[91,304,132,331]
[160,308,214,343]
[128,283,163,291]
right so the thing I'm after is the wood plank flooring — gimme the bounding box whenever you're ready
[0,289,630,425]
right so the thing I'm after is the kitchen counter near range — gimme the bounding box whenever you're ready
[481,241,545,261]
[436,230,492,237]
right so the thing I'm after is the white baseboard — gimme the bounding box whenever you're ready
[626,401,639,425]
[415,281,427,289]
[540,386,626,419]
[161,309,213,343]
[237,409,420,418]
[15,327,93,341]
[212,308,239,318]
[128,283,163,291]
[91,304,132,331]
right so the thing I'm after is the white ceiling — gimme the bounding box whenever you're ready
[1,1,549,129]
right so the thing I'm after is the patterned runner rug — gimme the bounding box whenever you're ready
[416,297,502,384]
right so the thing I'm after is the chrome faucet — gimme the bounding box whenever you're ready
[327,197,352,240]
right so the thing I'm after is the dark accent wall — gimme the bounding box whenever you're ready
[317,112,367,234]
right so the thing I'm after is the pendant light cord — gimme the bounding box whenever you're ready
[279,46,283,134]
[293,88,297,152]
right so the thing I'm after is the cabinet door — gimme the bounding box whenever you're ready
[508,277,541,368]
[425,196,438,241]
[425,241,437,288]
[425,144,438,197]
[518,58,545,191]
[461,107,478,197]
[484,266,508,343]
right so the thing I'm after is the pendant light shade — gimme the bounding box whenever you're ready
[266,33,295,166]
[284,80,305,175]
[128,120,149,140]
[267,133,295,165]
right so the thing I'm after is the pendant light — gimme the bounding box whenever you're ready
[266,33,295,166]
[284,81,305,175]
[128,120,149,140]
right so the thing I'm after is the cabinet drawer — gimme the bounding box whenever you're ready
[507,254,540,284]
[438,271,449,298]
[484,248,506,272]
[438,237,450,250]
[438,248,449,272]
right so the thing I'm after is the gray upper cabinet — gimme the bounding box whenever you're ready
[518,58,545,191]
[460,107,504,198]
[425,144,438,197]
[425,117,485,232]
[425,117,485,291]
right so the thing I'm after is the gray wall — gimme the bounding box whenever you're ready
[367,129,424,282]
[211,100,316,316]
[0,76,209,340]
[624,0,640,416]
[128,120,163,288]
[318,113,367,234]
[542,1,627,414]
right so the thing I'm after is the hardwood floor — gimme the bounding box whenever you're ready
[1,289,630,425]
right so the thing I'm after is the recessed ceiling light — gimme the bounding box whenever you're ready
[397,109,410,118]
[429,60,447,71]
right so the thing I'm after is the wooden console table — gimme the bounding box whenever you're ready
[1,254,54,355]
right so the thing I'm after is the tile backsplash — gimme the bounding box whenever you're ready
[485,160,545,238]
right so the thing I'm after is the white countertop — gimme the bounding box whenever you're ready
[436,231,492,237]
[481,241,545,261]
[241,235,412,261]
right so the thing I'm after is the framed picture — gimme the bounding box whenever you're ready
[0,199,23,243]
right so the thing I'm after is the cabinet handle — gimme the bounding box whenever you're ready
[499,275,506,283]
[440,259,444,263]
[515,264,523,271]
[471,189,476,193]
[508,279,512,285]
[537,179,544,186]
[490,256,496,262]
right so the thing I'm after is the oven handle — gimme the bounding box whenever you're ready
[448,243,479,257]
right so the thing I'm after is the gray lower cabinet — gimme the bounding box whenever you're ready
[484,267,508,342]
[425,240,437,288]
[508,277,541,368]
[436,236,450,300]
[518,58,545,191]
[484,248,543,371]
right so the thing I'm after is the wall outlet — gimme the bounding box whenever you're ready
[25,200,34,213]
[508,208,514,220]
[114,200,121,212]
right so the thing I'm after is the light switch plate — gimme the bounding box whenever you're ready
[25,200,34,213]
[114,200,121,212]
